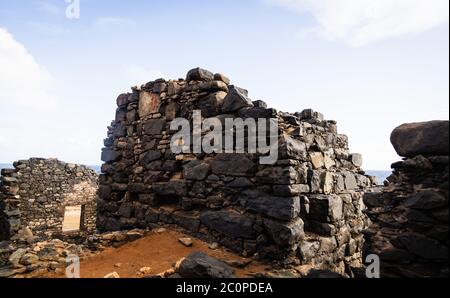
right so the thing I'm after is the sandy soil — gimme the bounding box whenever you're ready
[48,229,269,278]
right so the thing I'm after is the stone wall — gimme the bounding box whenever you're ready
[364,121,449,278]
[98,67,375,274]
[0,158,98,240]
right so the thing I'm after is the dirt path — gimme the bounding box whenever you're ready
[50,229,269,278]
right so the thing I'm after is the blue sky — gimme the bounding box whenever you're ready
[0,0,449,170]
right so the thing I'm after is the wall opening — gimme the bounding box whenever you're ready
[62,205,83,232]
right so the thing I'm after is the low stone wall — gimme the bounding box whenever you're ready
[98,68,375,274]
[0,158,98,240]
[364,121,449,278]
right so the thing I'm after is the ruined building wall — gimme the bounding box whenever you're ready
[98,68,375,273]
[364,121,449,278]
[0,158,98,240]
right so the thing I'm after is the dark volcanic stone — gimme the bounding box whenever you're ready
[390,121,449,157]
[200,210,255,239]
[211,154,255,176]
[186,67,214,82]
[177,252,235,278]
[221,85,253,113]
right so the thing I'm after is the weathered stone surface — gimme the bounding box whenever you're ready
[397,233,448,260]
[101,149,120,162]
[222,85,253,113]
[186,67,214,82]
[143,119,166,135]
[264,218,304,246]
[211,154,255,176]
[197,92,227,118]
[214,73,230,85]
[308,195,343,223]
[241,194,300,221]
[139,92,161,118]
[310,152,324,169]
[183,160,211,181]
[177,252,235,278]
[200,211,255,239]
[256,167,298,185]
[404,191,447,210]
[391,121,449,157]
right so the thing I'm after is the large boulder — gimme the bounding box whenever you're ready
[177,252,235,278]
[390,121,449,158]
[186,67,214,82]
[222,86,253,113]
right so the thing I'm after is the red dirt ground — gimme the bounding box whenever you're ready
[48,229,269,278]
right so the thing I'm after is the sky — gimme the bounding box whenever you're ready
[0,0,448,170]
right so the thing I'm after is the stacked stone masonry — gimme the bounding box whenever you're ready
[364,121,449,278]
[98,67,375,274]
[0,158,98,240]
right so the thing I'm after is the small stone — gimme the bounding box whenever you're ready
[104,272,120,278]
[178,238,193,247]
[114,263,122,268]
[186,67,214,82]
[139,267,153,275]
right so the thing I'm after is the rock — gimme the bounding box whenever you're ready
[264,218,304,246]
[404,191,447,210]
[197,92,227,117]
[139,92,161,118]
[114,263,122,268]
[104,272,120,278]
[308,195,343,223]
[310,152,324,169]
[208,243,219,250]
[101,149,120,162]
[177,252,235,278]
[20,253,39,265]
[200,211,255,239]
[397,233,448,260]
[279,135,307,160]
[252,100,267,108]
[116,93,129,108]
[179,238,193,247]
[256,166,299,185]
[222,85,253,113]
[9,248,27,267]
[214,73,230,85]
[183,160,211,181]
[0,267,27,278]
[139,267,153,275]
[186,67,214,82]
[224,259,252,268]
[211,154,255,176]
[152,180,188,197]
[349,153,363,167]
[390,121,449,157]
[143,119,166,135]
[241,193,300,221]
[273,184,310,196]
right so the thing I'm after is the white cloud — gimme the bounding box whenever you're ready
[0,27,57,110]
[125,65,165,86]
[266,0,449,46]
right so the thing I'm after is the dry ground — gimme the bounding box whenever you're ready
[47,229,269,278]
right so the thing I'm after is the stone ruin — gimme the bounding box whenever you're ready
[98,67,376,274]
[364,121,449,278]
[0,158,98,241]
